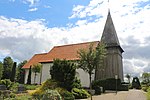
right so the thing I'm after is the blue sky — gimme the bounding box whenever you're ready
[0,0,150,77]
[0,0,91,27]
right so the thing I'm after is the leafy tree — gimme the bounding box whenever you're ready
[125,74,131,84]
[2,56,14,79]
[32,63,42,84]
[50,59,76,91]
[16,60,27,84]
[142,72,150,84]
[0,61,3,80]
[27,66,32,84]
[10,62,17,82]
[77,43,106,90]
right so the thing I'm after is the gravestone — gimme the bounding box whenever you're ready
[17,84,26,93]
[0,85,6,90]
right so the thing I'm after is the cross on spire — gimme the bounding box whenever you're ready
[108,0,110,11]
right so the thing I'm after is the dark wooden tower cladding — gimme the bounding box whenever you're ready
[95,11,124,81]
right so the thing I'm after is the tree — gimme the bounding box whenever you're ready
[32,63,42,84]
[0,61,3,80]
[50,59,76,91]
[10,62,17,82]
[125,74,131,84]
[77,43,106,90]
[27,66,32,84]
[142,72,150,84]
[2,56,14,79]
[16,60,27,84]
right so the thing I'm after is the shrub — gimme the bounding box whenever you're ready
[92,78,128,92]
[105,78,121,90]
[40,79,58,90]
[32,89,62,100]
[72,77,82,89]
[71,88,90,99]
[10,82,19,92]
[147,87,150,100]
[1,79,13,90]
[92,79,106,93]
[93,86,101,95]
[16,60,27,84]
[142,86,148,92]
[15,94,32,100]
[9,92,16,98]
[56,87,75,100]
[119,84,129,91]
[25,84,40,90]
[31,79,59,99]
[142,85,149,92]
[50,59,76,91]
[42,89,62,100]
[0,90,11,99]
[31,88,44,99]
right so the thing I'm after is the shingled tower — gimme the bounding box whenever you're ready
[95,10,124,81]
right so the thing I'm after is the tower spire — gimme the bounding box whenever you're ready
[96,1,124,81]
[101,11,121,47]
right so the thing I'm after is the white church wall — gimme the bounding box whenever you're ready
[31,71,41,84]
[24,63,95,88]
[24,69,28,84]
[24,68,41,84]
[76,69,95,88]
[41,63,52,83]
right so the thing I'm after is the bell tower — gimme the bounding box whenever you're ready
[95,10,124,81]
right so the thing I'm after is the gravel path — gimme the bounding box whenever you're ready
[125,90,146,100]
[87,89,146,100]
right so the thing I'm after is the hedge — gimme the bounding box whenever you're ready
[92,78,129,93]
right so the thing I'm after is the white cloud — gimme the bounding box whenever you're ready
[70,1,106,19]
[23,0,40,6]
[0,0,150,77]
[123,58,149,77]
[43,5,51,9]
[0,15,101,61]
[28,8,38,12]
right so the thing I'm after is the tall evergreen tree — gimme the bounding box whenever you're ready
[50,59,76,91]
[16,60,27,84]
[10,62,17,82]
[0,61,3,80]
[27,66,32,84]
[2,56,14,79]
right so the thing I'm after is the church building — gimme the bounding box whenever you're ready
[22,10,124,87]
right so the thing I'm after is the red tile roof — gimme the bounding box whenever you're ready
[22,41,99,69]
[22,53,47,69]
